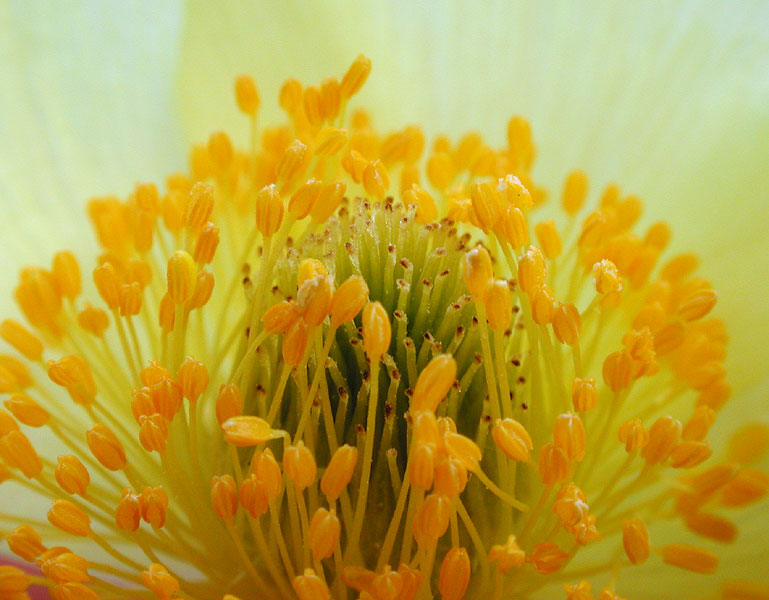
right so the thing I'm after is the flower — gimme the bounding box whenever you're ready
[1,3,769,600]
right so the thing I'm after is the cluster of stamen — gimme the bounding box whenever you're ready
[0,54,768,600]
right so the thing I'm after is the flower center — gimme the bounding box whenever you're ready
[0,54,766,600]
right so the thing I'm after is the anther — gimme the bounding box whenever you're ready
[293,569,331,600]
[492,418,533,462]
[284,441,317,492]
[289,179,323,220]
[166,251,197,305]
[362,301,391,362]
[240,474,269,519]
[602,350,633,393]
[671,440,712,469]
[141,486,169,529]
[571,378,597,412]
[276,140,310,187]
[234,74,260,116]
[661,544,718,574]
[0,564,31,594]
[216,384,243,426]
[0,430,42,478]
[553,413,587,462]
[279,78,303,115]
[535,220,562,259]
[149,377,183,420]
[184,182,215,230]
[142,563,180,599]
[531,286,556,325]
[92,262,121,309]
[539,443,570,486]
[55,456,90,496]
[593,259,622,295]
[403,184,437,224]
[438,547,471,600]
[4,393,49,427]
[678,288,717,322]
[115,489,142,532]
[362,159,390,200]
[6,525,46,562]
[488,535,526,573]
[176,356,208,403]
[297,275,333,327]
[484,279,513,332]
[412,493,451,545]
[562,170,588,215]
[211,475,239,521]
[409,442,436,490]
[618,419,649,453]
[262,300,301,335]
[0,319,43,361]
[253,449,283,500]
[48,499,91,537]
[41,551,89,583]
[411,354,457,413]
[139,414,168,453]
[86,424,126,471]
[683,405,716,442]
[462,247,494,300]
[564,581,593,600]
[553,302,582,345]
[315,126,348,156]
[330,276,369,329]
[308,507,341,560]
[282,320,309,367]
[642,416,682,466]
[340,54,372,100]
[255,184,284,237]
[622,518,650,564]
[321,444,358,502]
[527,542,569,575]
[222,415,282,447]
[720,469,769,506]
[310,180,346,224]
[517,248,545,296]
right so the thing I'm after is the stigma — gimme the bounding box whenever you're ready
[0,53,766,600]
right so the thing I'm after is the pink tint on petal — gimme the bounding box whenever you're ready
[1,554,50,600]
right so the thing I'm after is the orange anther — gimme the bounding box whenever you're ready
[187,269,214,310]
[138,414,168,454]
[412,410,440,446]
[166,250,197,305]
[0,564,31,593]
[308,507,341,560]
[409,442,436,490]
[46,355,95,404]
[661,544,718,574]
[563,581,593,600]
[553,483,589,527]
[362,301,391,362]
[283,319,309,367]
[621,518,649,564]
[6,525,46,562]
[682,406,717,442]
[315,126,348,156]
[222,416,282,447]
[531,286,555,325]
[115,489,141,532]
[342,149,368,184]
[277,140,310,186]
[362,159,390,200]
[279,78,303,115]
[330,276,369,329]
[296,258,327,287]
[438,547,471,600]
[177,356,209,403]
[593,259,622,295]
[184,182,215,231]
[562,170,588,215]
[527,542,569,575]
[0,409,18,435]
[240,474,269,519]
[303,85,325,126]
[118,282,142,317]
[78,303,109,337]
[403,184,437,224]
[0,319,43,361]
[426,151,455,191]
[52,582,101,600]
[48,499,91,537]
[539,443,570,486]
[661,253,698,283]
[284,441,317,492]
[262,301,300,336]
[0,430,42,478]
[517,248,545,296]
[55,456,89,497]
[535,220,562,259]
[641,416,682,466]
[149,377,183,420]
[412,493,451,546]
[321,444,357,502]
[192,222,219,265]
[720,469,769,506]
[216,384,243,426]
[484,280,513,332]
[433,457,468,498]
[618,419,649,453]
[207,130,233,172]
[492,418,533,462]
[308,179,346,222]
[488,534,525,573]
[443,432,482,472]
[142,563,180,599]
[140,486,168,529]
[289,179,323,220]
[678,288,717,321]
[253,448,283,500]
[211,475,238,521]
[92,262,121,309]
[602,350,633,393]
[340,54,372,100]
[235,74,260,116]
[4,393,49,427]
[50,251,81,300]
[255,184,284,237]
[553,413,586,462]
[496,206,528,252]
[40,551,89,583]
[297,275,333,328]
[293,569,331,600]
[497,173,532,209]
[506,116,535,171]
[411,354,457,413]
[86,424,126,471]
[685,512,736,543]
[470,181,502,233]
[553,302,582,346]
[462,247,494,300]
[571,378,597,412]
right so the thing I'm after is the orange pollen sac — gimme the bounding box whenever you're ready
[412,493,451,546]
[284,441,317,492]
[411,354,457,413]
[253,449,283,500]
[222,416,282,446]
[571,378,597,412]
[293,569,331,600]
[642,416,682,466]
[622,518,650,565]
[438,547,471,600]
[340,54,372,100]
[670,440,712,469]
[166,250,197,305]
[289,179,322,220]
[211,475,239,522]
[184,182,215,230]
[564,581,593,600]
[618,419,649,453]
[403,184,438,224]
[142,563,180,599]
[277,140,310,188]
[41,551,89,584]
[661,544,719,574]
[409,442,436,490]
[528,542,569,575]
[193,222,220,264]
[488,535,526,574]
[115,489,142,532]
[562,169,589,215]
[239,475,269,519]
[177,356,209,403]
[4,393,50,427]
[320,444,358,502]
[234,74,260,116]
[362,159,390,200]
[593,259,622,295]
[308,507,341,560]
[141,486,169,529]
[0,430,42,478]
[48,499,91,537]
[0,564,31,594]
[138,414,168,453]
[282,320,309,367]
[484,279,513,332]
[433,456,468,498]
[462,246,494,300]
[552,302,582,346]
[297,275,333,328]
[6,525,46,562]
[553,413,587,462]
[492,418,533,462]
[54,455,90,496]
[262,300,301,335]
[0,319,44,361]
[86,424,127,471]
[216,383,243,425]
[535,219,562,259]
[255,184,284,237]
[539,443,570,486]
[330,275,369,329]
[362,301,391,362]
